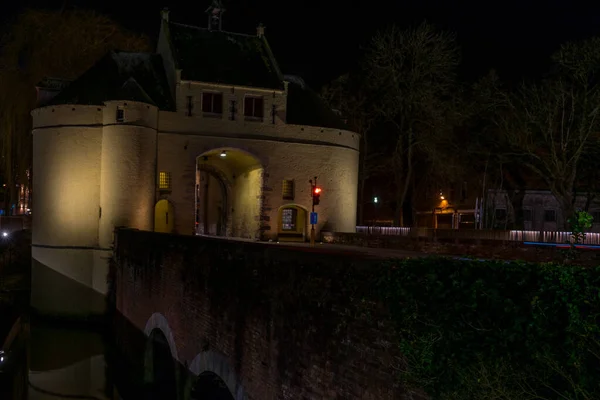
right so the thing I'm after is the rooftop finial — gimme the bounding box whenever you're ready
[257,23,265,38]
[161,7,169,22]
[205,0,225,31]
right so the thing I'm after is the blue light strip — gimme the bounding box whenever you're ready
[523,241,600,250]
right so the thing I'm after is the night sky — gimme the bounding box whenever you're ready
[5,1,600,88]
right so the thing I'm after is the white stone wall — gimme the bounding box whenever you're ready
[176,81,288,125]
[32,104,103,129]
[99,101,158,247]
[156,121,359,238]
[158,110,359,149]
[32,105,104,249]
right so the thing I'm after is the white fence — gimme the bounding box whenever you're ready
[355,226,600,245]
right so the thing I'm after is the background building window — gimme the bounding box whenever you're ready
[523,208,533,222]
[281,208,297,231]
[186,96,194,116]
[116,107,124,122]
[544,209,556,222]
[202,92,223,115]
[592,211,600,224]
[229,100,237,120]
[282,180,294,200]
[159,172,171,190]
[244,96,264,120]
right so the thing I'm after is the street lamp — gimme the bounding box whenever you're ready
[373,196,378,204]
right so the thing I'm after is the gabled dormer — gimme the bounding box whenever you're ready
[155,7,287,122]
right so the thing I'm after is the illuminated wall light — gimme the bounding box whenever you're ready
[220,150,227,158]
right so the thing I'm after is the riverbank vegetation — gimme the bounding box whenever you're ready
[379,257,600,399]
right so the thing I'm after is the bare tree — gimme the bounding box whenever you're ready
[494,38,600,225]
[322,73,379,225]
[364,22,460,226]
[466,70,529,229]
[0,8,150,214]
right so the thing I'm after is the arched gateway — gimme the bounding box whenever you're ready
[195,148,263,239]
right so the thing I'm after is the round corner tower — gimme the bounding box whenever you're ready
[31,100,159,318]
[99,100,159,248]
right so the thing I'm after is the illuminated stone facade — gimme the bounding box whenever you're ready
[30,11,359,317]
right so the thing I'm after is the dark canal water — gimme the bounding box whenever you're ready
[1,230,234,400]
[0,229,123,399]
[1,314,119,400]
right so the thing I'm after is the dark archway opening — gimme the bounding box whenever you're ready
[190,371,234,400]
[147,329,177,400]
[196,166,229,237]
[195,148,263,239]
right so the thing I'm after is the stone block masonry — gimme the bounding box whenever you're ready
[111,228,413,400]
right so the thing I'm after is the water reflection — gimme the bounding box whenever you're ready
[2,307,234,399]
[1,316,117,400]
[28,320,109,400]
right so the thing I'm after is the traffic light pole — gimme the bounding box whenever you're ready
[309,176,317,246]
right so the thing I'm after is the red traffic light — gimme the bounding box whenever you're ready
[312,186,321,206]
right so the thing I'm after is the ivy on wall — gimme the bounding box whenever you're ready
[112,229,600,399]
[379,257,600,399]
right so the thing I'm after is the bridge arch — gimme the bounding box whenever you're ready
[144,312,178,361]
[143,313,180,399]
[188,350,247,400]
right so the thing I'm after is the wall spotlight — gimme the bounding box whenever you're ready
[220,150,227,158]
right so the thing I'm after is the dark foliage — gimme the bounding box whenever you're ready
[379,257,600,399]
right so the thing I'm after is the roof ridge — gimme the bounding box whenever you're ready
[113,49,152,55]
[119,77,157,105]
[168,21,256,38]
[260,36,284,82]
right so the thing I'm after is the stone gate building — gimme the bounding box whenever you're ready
[31,8,359,317]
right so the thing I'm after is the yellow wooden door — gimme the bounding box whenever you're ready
[154,200,174,233]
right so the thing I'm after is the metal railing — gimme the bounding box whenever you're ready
[355,226,600,245]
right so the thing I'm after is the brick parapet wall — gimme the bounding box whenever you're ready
[112,229,413,400]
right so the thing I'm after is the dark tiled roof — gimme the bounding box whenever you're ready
[166,22,284,90]
[36,77,71,91]
[48,51,175,111]
[284,75,348,131]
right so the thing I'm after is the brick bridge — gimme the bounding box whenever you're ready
[109,228,407,400]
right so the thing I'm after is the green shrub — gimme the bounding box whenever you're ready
[377,257,600,399]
